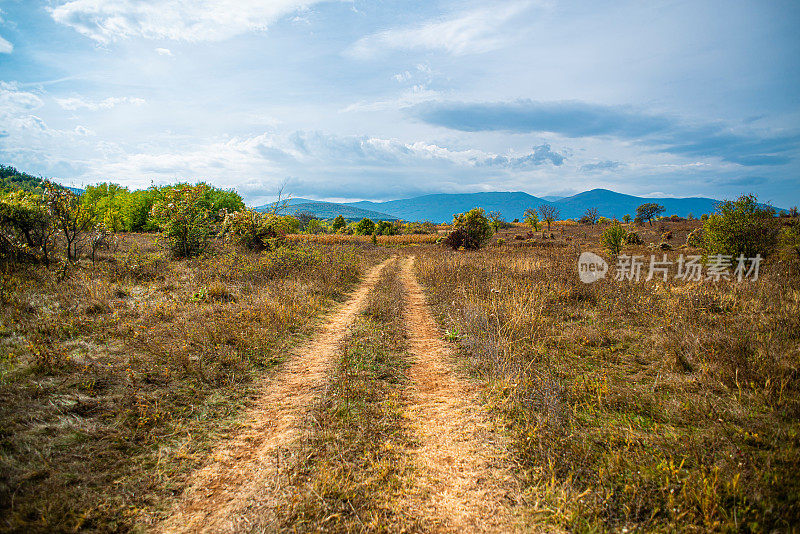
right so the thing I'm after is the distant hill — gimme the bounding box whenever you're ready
[551,189,723,219]
[254,200,397,221]
[347,192,549,223]
[341,189,773,222]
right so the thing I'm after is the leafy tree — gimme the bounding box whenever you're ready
[0,190,55,264]
[704,194,779,258]
[602,222,627,255]
[204,185,244,219]
[523,208,539,231]
[581,207,599,225]
[306,218,322,234]
[150,184,213,257]
[355,218,375,235]
[222,208,296,250]
[295,211,317,231]
[443,208,493,249]
[45,182,96,261]
[331,215,347,232]
[538,204,560,231]
[375,220,398,235]
[623,214,632,224]
[81,183,129,232]
[120,189,159,231]
[635,203,665,226]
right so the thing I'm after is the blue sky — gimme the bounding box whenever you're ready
[0,0,798,206]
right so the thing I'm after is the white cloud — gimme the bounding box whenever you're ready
[347,2,531,58]
[50,0,336,43]
[0,82,44,116]
[56,96,146,111]
[155,47,172,56]
[0,34,11,54]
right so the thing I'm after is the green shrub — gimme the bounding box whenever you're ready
[0,190,53,263]
[780,219,800,260]
[686,228,704,248]
[624,231,642,245]
[150,184,214,257]
[444,208,493,250]
[331,215,346,232]
[602,222,627,255]
[523,208,539,231]
[355,218,375,235]
[222,209,297,250]
[703,194,779,258]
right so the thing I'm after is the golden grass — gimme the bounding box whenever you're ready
[286,233,439,246]
[413,234,800,531]
[0,233,386,532]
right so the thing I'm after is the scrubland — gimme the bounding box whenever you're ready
[0,233,384,532]
[1,217,798,533]
[416,220,800,531]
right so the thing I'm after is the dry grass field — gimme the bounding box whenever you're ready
[415,219,800,531]
[0,234,385,532]
[1,219,798,533]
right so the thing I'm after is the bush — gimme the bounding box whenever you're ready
[523,208,539,231]
[0,190,54,264]
[444,208,493,250]
[703,194,779,258]
[780,219,800,261]
[222,209,297,251]
[602,222,627,255]
[355,218,375,235]
[624,231,642,245]
[150,184,214,257]
[686,228,703,248]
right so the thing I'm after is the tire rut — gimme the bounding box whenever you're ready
[399,256,524,533]
[155,258,392,533]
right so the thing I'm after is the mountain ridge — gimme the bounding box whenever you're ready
[254,189,787,223]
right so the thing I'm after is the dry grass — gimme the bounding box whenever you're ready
[413,225,800,532]
[0,233,385,532]
[272,258,425,532]
[286,233,439,246]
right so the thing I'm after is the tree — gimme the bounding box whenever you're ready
[703,194,779,258]
[635,203,665,226]
[581,207,599,225]
[0,190,55,265]
[538,204,560,231]
[623,214,632,224]
[150,184,213,257]
[306,218,322,234]
[488,211,507,232]
[375,220,398,235]
[355,218,375,235]
[222,209,296,250]
[44,182,96,261]
[295,211,317,231]
[523,208,539,231]
[602,222,627,255]
[443,208,493,249]
[331,215,347,232]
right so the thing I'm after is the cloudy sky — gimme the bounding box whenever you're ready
[0,0,798,206]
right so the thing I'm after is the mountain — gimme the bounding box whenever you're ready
[254,200,397,221]
[540,195,565,202]
[347,192,549,223]
[552,189,721,219]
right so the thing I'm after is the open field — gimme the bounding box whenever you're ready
[1,218,798,533]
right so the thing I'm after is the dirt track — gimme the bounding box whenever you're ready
[157,255,522,533]
[398,256,523,533]
[156,258,392,533]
